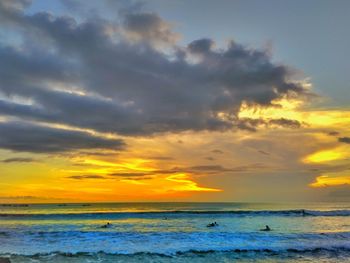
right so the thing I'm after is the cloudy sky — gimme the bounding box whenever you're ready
[0,0,349,202]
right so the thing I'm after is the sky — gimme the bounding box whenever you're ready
[0,0,349,203]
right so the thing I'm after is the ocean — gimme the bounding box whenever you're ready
[0,202,350,262]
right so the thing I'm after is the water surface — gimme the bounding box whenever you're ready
[1,202,350,262]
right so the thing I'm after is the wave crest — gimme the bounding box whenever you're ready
[1,209,350,219]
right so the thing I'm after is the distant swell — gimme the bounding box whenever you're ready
[2,247,350,257]
[1,209,350,219]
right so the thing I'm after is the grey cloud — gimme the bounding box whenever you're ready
[211,149,224,154]
[0,88,142,135]
[0,0,31,22]
[121,176,154,181]
[67,175,107,180]
[328,131,340,136]
[109,172,150,177]
[0,1,309,150]
[187,163,268,173]
[0,121,125,153]
[258,150,270,156]
[111,163,264,177]
[66,172,152,180]
[237,118,302,132]
[77,151,118,157]
[188,38,214,54]
[328,186,350,199]
[67,162,270,181]
[1,0,31,10]
[308,163,350,174]
[236,118,262,132]
[188,165,231,172]
[140,163,268,175]
[268,118,301,129]
[59,0,82,11]
[146,156,174,160]
[338,137,350,144]
[1,157,37,163]
[122,12,179,46]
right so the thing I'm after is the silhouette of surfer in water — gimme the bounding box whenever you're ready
[207,222,219,227]
[101,222,111,228]
[260,225,271,231]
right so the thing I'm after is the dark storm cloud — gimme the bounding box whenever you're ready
[0,121,125,153]
[0,0,309,153]
[1,157,36,163]
[338,137,350,144]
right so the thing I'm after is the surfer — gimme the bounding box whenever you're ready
[301,209,306,216]
[207,222,219,227]
[260,225,271,231]
[101,222,111,228]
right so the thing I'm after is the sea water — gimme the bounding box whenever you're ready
[0,202,350,262]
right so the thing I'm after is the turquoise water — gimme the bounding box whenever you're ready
[1,202,350,262]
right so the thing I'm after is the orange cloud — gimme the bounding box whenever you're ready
[310,173,350,188]
[166,173,222,192]
[303,149,344,163]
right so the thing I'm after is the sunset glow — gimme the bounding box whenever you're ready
[0,0,349,203]
[1,2,350,262]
